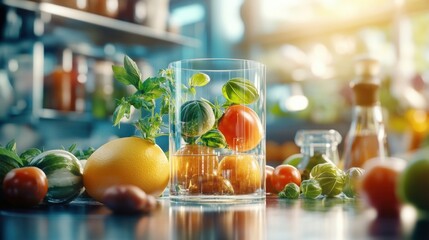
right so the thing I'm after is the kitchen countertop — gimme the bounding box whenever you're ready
[0,195,427,240]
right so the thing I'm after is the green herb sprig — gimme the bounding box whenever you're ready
[112,56,174,143]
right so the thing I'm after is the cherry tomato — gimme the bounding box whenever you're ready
[218,105,263,152]
[272,165,301,193]
[265,165,277,194]
[2,167,48,207]
[360,158,405,217]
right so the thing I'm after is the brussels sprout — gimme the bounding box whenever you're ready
[278,183,300,199]
[310,163,345,197]
[300,179,322,199]
[180,100,215,138]
[343,167,365,198]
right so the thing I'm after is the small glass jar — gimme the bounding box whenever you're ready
[168,58,266,203]
[294,129,342,179]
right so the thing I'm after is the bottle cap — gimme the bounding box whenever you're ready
[351,56,381,106]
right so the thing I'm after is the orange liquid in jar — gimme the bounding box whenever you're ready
[344,134,381,169]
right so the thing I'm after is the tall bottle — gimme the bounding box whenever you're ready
[342,57,388,170]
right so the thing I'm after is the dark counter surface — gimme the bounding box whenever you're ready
[1,195,427,240]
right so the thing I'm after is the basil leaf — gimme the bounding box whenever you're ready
[189,72,210,87]
[124,56,142,88]
[222,78,259,104]
[20,148,42,165]
[160,96,169,115]
[0,147,23,167]
[113,100,131,126]
[142,77,166,100]
[67,144,77,153]
[112,65,132,86]
[5,139,17,153]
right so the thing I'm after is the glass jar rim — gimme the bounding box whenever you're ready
[168,58,265,72]
[294,129,342,146]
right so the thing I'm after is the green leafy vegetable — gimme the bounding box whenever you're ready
[300,179,322,199]
[310,163,345,197]
[5,139,17,153]
[278,182,300,199]
[20,148,42,166]
[0,144,24,189]
[222,78,259,104]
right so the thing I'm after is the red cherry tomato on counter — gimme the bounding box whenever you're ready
[218,105,263,152]
[265,165,277,194]
[2,167,48,207]
[272,165,301,193]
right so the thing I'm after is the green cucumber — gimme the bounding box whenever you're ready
[29,150,84,204]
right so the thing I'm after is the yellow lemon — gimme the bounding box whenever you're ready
[83,137,169,202]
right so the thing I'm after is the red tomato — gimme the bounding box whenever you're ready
[2,167,48,207]
[218,105,263,152]
[272,165,301,192]
[265,165,277,194]
[360,158,405,217]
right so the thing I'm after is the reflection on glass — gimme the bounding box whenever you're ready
[170,203,266,240]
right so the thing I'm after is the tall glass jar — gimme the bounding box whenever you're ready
[295,129,342,179]
[168,59,266,202]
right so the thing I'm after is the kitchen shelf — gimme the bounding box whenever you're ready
[1,0,201,48]
[252,0,429,45]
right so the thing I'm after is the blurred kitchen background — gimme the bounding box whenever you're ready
[1,0,429,165]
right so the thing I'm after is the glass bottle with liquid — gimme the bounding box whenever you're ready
[295,129,342,179]
[342,57,388,170]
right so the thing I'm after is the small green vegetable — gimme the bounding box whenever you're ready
[180,100,215,139]
[310,163,345,197]
[278,182,300,199]
[189,72,210,87]
[300,179,322,199]
[222,78,259,105]
[343,167,365,198]
[199,129,227,148]
[29,150,84,204]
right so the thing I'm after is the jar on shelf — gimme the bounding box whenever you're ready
[43,49,86,112]
[91,60,115,119]
[88,0,119,18]
[294,129,342,179]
